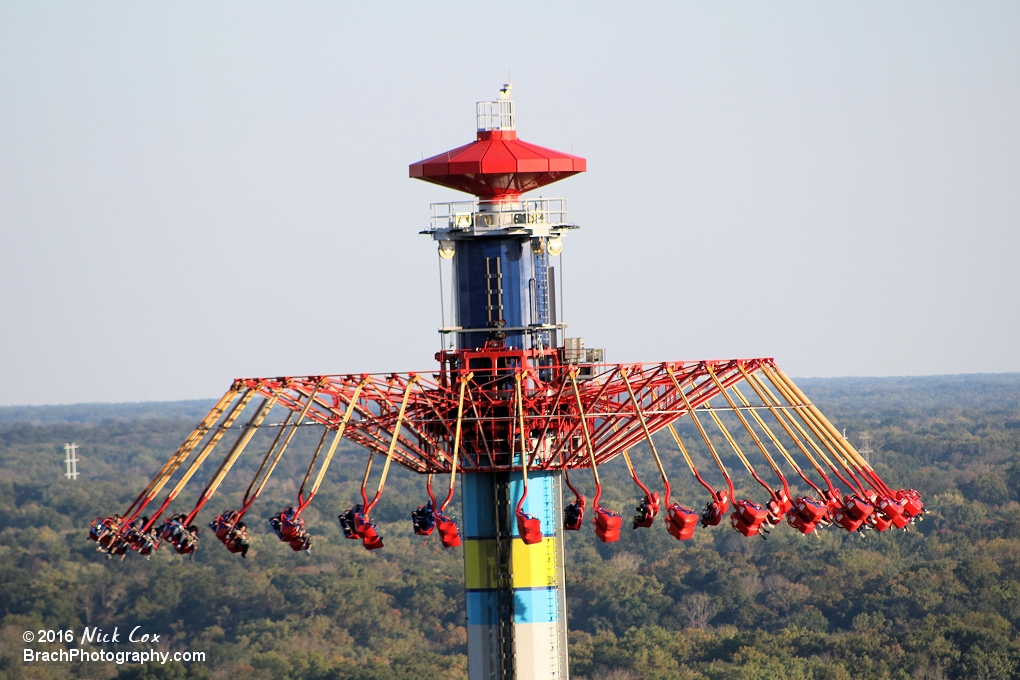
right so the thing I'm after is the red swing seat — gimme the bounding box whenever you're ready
[211,515,231,541]
[832,507,865,533]
[842,494,874,522]
[700,490,730,527]
[339,507,359,539]
[766,488,793,525]
[594,506,623,542]
[876,496,909,529]
[412,501,436,536]
[89,516,121,546]
[832,509,864,533]
[564,496,585,531]
[897,489,925,519]
[665,503,699,540]
[787,496,827,534]
[289,533,311,552]
[136,529,160,557]
[516,513,543,545]
[436,513,462,548]
[632,493,660,529]
[731,499,769,537]
[351,507,384,550]
[866,511,892,532]
[173,526,199,555]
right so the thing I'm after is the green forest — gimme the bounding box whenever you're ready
[1,374,1020,679]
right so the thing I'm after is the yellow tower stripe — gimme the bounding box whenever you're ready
[464,538,558,590]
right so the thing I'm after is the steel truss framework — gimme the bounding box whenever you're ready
[88,349,925,559]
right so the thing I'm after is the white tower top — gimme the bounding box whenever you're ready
[476,83,515,132]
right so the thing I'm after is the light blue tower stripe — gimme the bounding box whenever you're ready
[508,471,559,538]
[466,588,559,624]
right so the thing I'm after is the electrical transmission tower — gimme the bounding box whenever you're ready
[859,433,874,463]
[64,443,79,480]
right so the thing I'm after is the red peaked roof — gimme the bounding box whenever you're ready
[409,130,586,199]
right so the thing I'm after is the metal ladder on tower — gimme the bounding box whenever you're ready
[494,474,515,680]
[533,249,551,348]
[543,475,561,677]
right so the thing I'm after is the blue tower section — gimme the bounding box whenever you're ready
[455,238,536,350]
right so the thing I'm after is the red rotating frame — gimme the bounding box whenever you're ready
[89,349,925,559]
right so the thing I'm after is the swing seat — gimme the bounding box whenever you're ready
[289,533,311,552]
[822,491,842,519]
[700,491,729,527]
[173,526,200,555]
[897,489,924,518]
[795,497,828,523]
[632,493,660,529]
[766,489,793,525]
[787,497,826,534]
[516,513,543,545]
[787,512,817,535]
[877,497,909,529]
[212,512,246,547]
[224,524,248,553]
[594,506,622,543]
[832,508,865,533]
[866,512,892,532]
[353,510,384,550]
[94,518,120,549]
[436,514,462,548]
[271,507,302,541]
[281,518,304,541]
[89,516,118,544]
[137,532,159,556]
[211,516,231,541]
[735,499,769,525]
[278,515,306,546]
[665,504,698,540]
[412,502,436,536]
[842,495,874,522]
[731,500,768,537]
[564,496,586,531]
[338,507,360,539]
[161,516,187,544]
[226,539,247,554]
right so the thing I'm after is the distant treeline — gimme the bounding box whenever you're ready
[0,400,217,426]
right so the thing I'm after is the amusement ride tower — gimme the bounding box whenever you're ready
[91,84,925,680]
[410,83,584,679]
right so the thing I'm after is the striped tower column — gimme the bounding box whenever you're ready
[462,470,569,680]
[450,216,569,679]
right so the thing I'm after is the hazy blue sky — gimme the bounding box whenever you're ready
[1,2,1018,405]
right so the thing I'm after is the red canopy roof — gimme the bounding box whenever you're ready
[409,130,586,199]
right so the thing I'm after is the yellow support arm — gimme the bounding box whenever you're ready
[665,366,732,487]
[365,375,419,513]
[619,368,670,490]
[305,378,368,502]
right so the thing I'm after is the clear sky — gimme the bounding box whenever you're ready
[1,2,1018,405]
